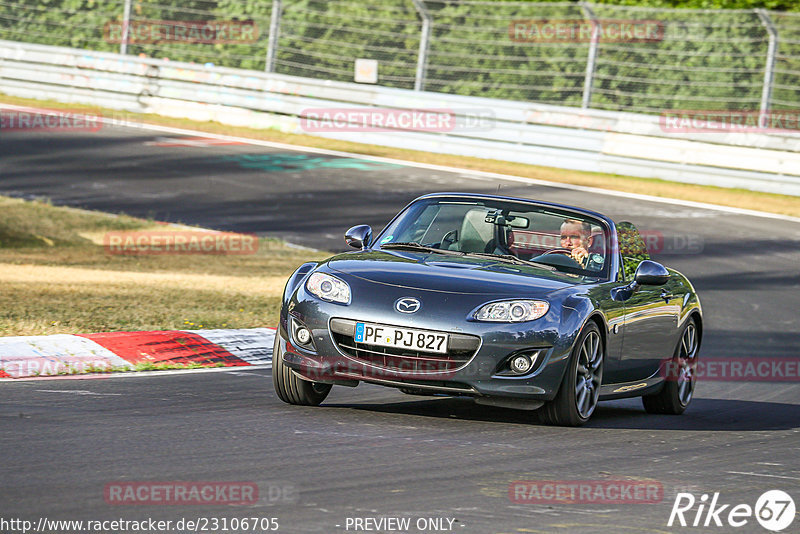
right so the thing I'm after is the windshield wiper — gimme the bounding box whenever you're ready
[380,242,460,255]
[381,244,556,270]
[462,252,556,271]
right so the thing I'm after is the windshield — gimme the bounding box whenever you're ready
[376,197,610,278]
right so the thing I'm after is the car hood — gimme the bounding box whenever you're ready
[325,250,584,296]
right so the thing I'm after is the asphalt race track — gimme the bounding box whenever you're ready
[1,122,799,533]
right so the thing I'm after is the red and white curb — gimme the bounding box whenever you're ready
[0,328,275,379]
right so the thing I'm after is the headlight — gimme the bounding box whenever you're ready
[306,272,351,304]
[474,300,549,322]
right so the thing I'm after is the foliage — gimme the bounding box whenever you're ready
[1,1,798,111]
[616,222,651,280]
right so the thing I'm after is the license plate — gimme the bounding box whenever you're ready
[354,322,448,354]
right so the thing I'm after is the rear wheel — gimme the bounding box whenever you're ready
[272,333,331,406]
[540,322,603,426]
[642,317,699,415]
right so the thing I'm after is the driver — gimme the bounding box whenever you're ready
[559,219,594,267]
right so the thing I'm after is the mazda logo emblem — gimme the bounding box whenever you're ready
[395,297,421,314]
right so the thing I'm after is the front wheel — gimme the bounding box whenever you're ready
[539,322,604,426]
[272,333,331,406]
[642,317,699,415]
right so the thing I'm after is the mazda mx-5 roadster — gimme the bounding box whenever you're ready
[273,193,702,426]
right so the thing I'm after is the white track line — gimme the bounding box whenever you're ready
[727,471,800,481]
[3,103,799,224]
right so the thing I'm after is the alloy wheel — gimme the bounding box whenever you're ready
[575,330,603,419]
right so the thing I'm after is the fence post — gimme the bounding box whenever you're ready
[120,0,132,55]
[580,2,599,109]
[756,9,778,121]
[265,0,283,73]
[411,0,432,91]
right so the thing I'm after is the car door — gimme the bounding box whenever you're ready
[612,222,679,382]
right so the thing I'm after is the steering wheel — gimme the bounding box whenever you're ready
[441,229,458,249]
[533,248,583,269]
[542,248,574,257]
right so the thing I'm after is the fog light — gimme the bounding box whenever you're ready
[510,355,532,374]
[295,326,312,345]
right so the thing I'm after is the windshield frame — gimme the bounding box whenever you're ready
[370,193,619,281]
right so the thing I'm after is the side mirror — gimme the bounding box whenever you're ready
[634,260,670,286]
[345,225,372,249]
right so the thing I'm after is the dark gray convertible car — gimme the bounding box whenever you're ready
[273,193,702,425]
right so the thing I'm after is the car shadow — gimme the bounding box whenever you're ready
[687,270,800,292]
[587,397,800,431]
[325,396,800,431]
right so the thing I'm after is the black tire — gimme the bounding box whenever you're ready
[643,317,699,415]
[539,322,604,426]
[271,333,332,406]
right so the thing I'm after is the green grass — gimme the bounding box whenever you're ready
[0,195,148,248]
[131,361,226,372]
[27,361,228,377]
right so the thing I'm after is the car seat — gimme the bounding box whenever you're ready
[454,208,496,253]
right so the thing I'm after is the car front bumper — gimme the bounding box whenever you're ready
[278,287,579,402]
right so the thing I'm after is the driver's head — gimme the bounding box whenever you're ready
[560,219,592,250]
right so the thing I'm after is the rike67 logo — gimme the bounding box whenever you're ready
[668,490,795,532]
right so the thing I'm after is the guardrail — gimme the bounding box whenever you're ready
[1,39,799,196]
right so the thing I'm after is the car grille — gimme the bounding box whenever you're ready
[329,318,480,374]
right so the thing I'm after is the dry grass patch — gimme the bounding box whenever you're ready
[0,197,326,336]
